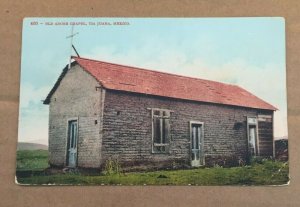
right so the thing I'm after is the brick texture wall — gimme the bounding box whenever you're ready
[48,64,103,168]
[101,90,273,169]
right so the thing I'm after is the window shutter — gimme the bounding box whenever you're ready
[163,117,170,144]
[153,116,160,144]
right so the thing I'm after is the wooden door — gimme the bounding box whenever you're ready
[67,120,78,167]
[248,126,258,156]
[190,123,203,167]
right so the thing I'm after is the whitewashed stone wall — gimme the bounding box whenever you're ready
[48,64,103,168]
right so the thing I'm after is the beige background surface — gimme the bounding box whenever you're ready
[0,0,299,206]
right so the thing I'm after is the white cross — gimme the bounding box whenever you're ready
[66,25,79,69]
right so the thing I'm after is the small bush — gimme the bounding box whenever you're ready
[250,156,275,165]
[213,164,223,168]
[250,156,264,164]
[104,158,122,175]
[205,155,240,167]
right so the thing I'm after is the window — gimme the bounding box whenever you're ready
[152,109,171,153]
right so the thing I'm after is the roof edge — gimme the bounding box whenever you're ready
[234,85,278,111]
[73,56,278,111]
[104,88,277,111]
[71,56,239,87]
[71,57,104,88]
[43,61,77,105]
[45,56,278,112]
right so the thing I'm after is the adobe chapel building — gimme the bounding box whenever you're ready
[44,56,277,170]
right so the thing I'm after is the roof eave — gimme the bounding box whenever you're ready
[104,88,278,111]
[43,61,77,105]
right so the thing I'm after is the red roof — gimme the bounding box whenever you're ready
[45,56,277,111]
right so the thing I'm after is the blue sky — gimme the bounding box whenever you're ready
[18,18,287,145]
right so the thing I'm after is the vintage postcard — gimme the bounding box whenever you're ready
[16,17,288,185]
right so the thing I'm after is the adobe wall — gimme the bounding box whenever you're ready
[101,90,273,169]
[48,64,103,168]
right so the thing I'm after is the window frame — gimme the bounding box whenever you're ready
[150,108,172,154]
[247,116,260,156]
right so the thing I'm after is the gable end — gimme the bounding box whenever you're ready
[43,61,102,104]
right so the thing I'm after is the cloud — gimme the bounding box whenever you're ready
[19,83,51,109]
[18,113,49,145]
[18,83,50,145]
[85,47,288,138]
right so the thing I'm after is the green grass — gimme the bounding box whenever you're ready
[16,150,289,185]
[16,150,49,170]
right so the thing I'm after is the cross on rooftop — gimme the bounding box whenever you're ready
[66,25,79,69]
